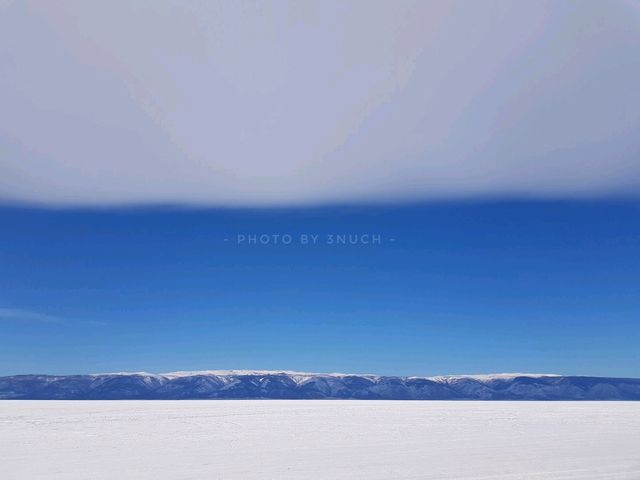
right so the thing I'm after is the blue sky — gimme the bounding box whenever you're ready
[1,1,640,376]
[1,201,639,376]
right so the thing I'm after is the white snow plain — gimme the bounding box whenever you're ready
[1,401,639,480]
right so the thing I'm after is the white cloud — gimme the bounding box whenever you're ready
[0,308,61,323]
[0,308,106,326]
[1,0,639,206]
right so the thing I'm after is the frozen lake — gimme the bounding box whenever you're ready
[1,401,639,479]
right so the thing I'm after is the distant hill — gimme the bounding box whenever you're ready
[2,371,639,400]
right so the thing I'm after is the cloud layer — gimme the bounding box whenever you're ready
[1,0,640,206]
[0,308,60,323]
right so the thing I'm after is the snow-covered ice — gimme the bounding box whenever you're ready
[1,400,639,479]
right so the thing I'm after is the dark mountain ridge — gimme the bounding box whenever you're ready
[2,371,640,400]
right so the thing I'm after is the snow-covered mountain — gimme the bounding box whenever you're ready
[1,371,639,400]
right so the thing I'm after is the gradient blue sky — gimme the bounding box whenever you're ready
[1,201,639,377]
[2,1,640,376]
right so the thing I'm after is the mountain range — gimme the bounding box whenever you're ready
[2,370,640,400]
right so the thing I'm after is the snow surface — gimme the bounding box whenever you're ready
[99,369,555,381]
[1,401,639,479]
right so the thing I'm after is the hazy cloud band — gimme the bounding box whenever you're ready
[1,0,640,206]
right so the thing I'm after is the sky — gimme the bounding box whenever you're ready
[1,201,640,377]
[1,0,640,205]
[1,1,640,376]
